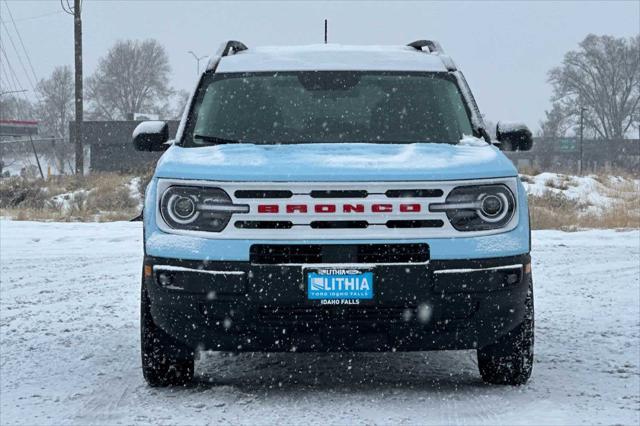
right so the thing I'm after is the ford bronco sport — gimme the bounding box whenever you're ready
[133,40,535,387]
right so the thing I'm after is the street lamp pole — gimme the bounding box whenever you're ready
[188,51,208,75]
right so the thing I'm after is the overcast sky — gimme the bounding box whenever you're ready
[2,0,639,131]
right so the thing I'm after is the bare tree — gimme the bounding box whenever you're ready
[548,34,640,139]
[0,95,35,176]
[539,102,572,138]
[35,66,75,174]
[36,66,74,139]
[171,89,191,120]
[86,39,172,120]
[0,95,34,121]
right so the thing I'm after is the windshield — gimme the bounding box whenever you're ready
[184,71,474,146]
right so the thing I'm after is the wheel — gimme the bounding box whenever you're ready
[140,281,195,387]
[477,278,534,385]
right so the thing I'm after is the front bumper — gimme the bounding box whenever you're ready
[144,252,531,352]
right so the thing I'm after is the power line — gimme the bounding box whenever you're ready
[60,0,74,15]
[0,61,18,94]
[0,43,32,119]
[0,44,23,93]
[3,1,39,84]
[0,9,64,24]
[0,21,36,91]
[0,55,17,92]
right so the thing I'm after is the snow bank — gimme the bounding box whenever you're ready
[521,172,639,214]
[48,188,92,214]
[127,177,143,210]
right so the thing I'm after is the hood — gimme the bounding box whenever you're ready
[154,141,517,182]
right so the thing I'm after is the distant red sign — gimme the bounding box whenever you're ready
[0,120,38,137]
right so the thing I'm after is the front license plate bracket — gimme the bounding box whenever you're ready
[306,267,374,303]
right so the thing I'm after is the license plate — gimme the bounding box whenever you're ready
[307,268,374,300]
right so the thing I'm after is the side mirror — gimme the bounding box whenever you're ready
[132,121,170,151]
[496,122,533,151]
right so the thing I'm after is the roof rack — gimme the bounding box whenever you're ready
[407,40,445,54]
[220,40,248,57]
[407,39,457,71]
[206,40,248,72]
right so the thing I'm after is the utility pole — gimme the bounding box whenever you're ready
[74,0,83,175]
[579,107,585,176]
[188,51,208,76]
[62,0,83,175]
[29,135,44,179]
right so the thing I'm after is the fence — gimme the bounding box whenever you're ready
[69,120,180,173]
[506,138,639,174]
[0,120,71,178]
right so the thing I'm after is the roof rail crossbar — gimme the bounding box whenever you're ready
[220,40,248,57]
[407,40,445,54]
[407,39,457,71]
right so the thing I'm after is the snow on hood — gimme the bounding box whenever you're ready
[154,138,517,182]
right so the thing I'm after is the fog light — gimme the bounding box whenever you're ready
[157,272,172,287]
[506,273,519,285]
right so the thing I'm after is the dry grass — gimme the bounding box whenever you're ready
[517,164,543,176]
[543,175,571,190]
[0,173,140,222]
[2,207,137,222]
[529,190,640,230]
[3,171,639,229]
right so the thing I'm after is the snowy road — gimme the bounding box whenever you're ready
[1,220,638,425]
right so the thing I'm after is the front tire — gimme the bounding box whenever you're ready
[477,278,534,385]
[141,281,194,387]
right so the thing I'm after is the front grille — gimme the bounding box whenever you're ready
[250,243,429,264]
[251,244,323,264]
[235,221,293,229]
[356,243,428,263]
[228,183,452,237]
[309,220,369,229]
[310,190,369,198]
[234,190,293,199]
[156,179,519,240]
[385,189,443,198]
[257,305,412,324]
[386,219,444,228]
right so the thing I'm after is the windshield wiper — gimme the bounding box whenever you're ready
[193,134,244,144]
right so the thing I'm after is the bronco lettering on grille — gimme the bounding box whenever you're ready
[256,203,423,213]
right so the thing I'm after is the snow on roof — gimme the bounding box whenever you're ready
[215,44,450,73]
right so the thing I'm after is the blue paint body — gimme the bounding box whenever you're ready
[144,142,529,261]
[154,142,517,182]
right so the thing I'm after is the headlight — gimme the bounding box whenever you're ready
[160,186,248,232]
[430,184,516,231]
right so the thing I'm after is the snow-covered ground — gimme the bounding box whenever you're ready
[1,220,638,425]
